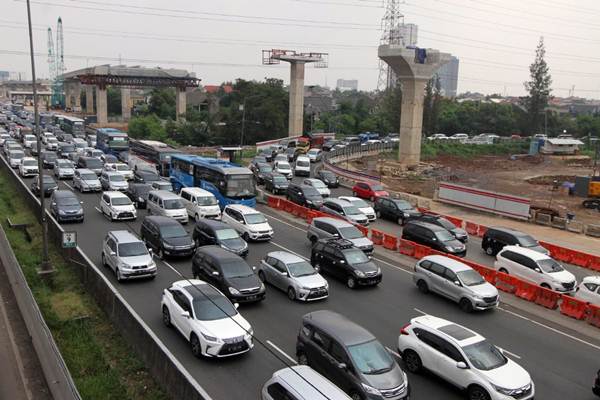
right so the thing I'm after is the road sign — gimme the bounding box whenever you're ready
[62,231,77,249]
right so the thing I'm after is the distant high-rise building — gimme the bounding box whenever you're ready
[435,56,459,97]
[0,71,9,81]
[336,79,358,91]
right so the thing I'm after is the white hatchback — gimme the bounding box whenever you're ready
[575,276,600,306]
[99,191,137,221]
[273,161,293,180]
[221,204,273,241]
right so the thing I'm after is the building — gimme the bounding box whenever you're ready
[336,79,358,91]
[540,138,584,155]
[435,56,459,97]
[0,71,9,82]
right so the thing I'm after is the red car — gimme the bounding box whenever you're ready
[352,181,389,201]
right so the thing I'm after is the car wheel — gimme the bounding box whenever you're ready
[350,393,363,400]
[499,268,508,274]
[190,333,202,358]
[309,235,317,245]
[460,298,474,313]
[417,280,429,294]
[297,352,308,365]
[468,385,491,400]
[287,287,296,301]
[195,214,201,223]
[403,350,422,373]
[352,191,357,196]
[347,276,357,289]
[162,306,171,327]
[485,245,495,256]
[101,253,107,268]
[541,283,551,290]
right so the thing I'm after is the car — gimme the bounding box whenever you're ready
[45,137,59,151]
[258,151,273,163]
[192,219,248,258]
[133,169,161,184]
[285,147,301,162]
[76,156,103,175]
[273,160,293,180]
[100,170,129,191]
[7,149,25,168]
[18,157,38,177]
[103,162,134,180]
[179,187,221,221]
[320,198,369,226]
[297,310,409,400]
[125,182,152,209]
[402,221,467,257]
[192,246,265,303]
[22,134,37,148]
[352,181,389,201]
[4,141,22,157]
[86,135,97,148]
[397,315,534,400]
[316,170,339,188]
[40,151,58,169]
[494,246,577,294]
[450,133,469,142]
[53,159,75,179]
[306,148,322,163]
[147,190,188,224]
[0,133,11,147]
[307,217,374,254]
[575,276,600,306]
[417,214,468,242]
[274,153,288,164]
[72,168,102,192]
[338,196,376,221]
[428,133,449,141]
[311,238,381,288]
[594,369,600,396]
[259,251,328,301]
[482,227,549,256]
[263,172,289,195]
[250,156,268,169]
[286,183,323,210]
[101,230,156,281]
[58,132,74,143]
[374,197,422,225]
[50,190,84,223]
[414,255,499,312]
[321,140,339,152]
[151,180,173,192]
[72,138,87,153]
[100,154,119,163]
[302,178,330,198]
[294,156,311,177]
[253,163,272,184]
[262,367,352,400]
[57,142,76,159]
[140,216,195,259]
[41,132,54,145]
[84,148,104,159]
[99,191,137,221]
[221,204,273,242]
[30,174,58,197]
[161,279,254,358]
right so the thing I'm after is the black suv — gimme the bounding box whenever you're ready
[125,182,152,209]
[192,246,265,303]
[140,216,195,259]
[286,183,323,210]
[317,170,339,188]
[253,162,272,185]
[402,221,467,257]
[76,156,103,175]
[296,310,409,400]
[263,172,289,194]
[374,197,422,225]
[416,214,468,243]
[311,239,381,289]
[481,227,549,256]
[192,219,248,258]
[31,175,58,197]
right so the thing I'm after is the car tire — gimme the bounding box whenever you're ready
[541,283,551,290]
[195,214,201,223]
[499,268,508,274]
[352,191,357,196]
[350,393,363,400]
[468,385,491,400]
[101,253,107,268]
[190,333,202,358]
[460,298,474,313]
[417,280,429,294]
[485,245,495,256]
[309,235,317,245]
[287,287,296,301]
[347,276,357,289]
[258,271,266,283]
[403,350,422,373]
[242,232,250,242]
[297,352,308,365]
[162,306,171,327]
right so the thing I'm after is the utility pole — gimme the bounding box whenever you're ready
[240,95,260,147]
[26,0,52,273]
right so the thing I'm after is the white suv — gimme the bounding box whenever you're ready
[73,168,101,192]
[103,162,134,180]
[273,160,293,180]
[221,204,273,241]
[18,157,39,177]
[494,246,577,294]
[398,315,534,400]
[179,187,221,221]
[575,276,600,306]
[101,230,156,282]
[99,191,137,221]
[100,170,129,191]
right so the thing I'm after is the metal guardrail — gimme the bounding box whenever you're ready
[322,142,397,183]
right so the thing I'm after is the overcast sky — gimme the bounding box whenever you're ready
[2,0,600,98]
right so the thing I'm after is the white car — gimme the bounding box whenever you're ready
[221,204,273,241]
[7,149,25,168]
[104,162,134,180]
[85,148,104,159]
[262,366,352,400]
[0,133,10,147]
[101,230,156,282]
[494,246,577,294]
[54,159,75,179]
[428,133,448,141]
[179,187,221,221]
[273,161,293,180]
[19,157,39,177]
[99,191,137,221]
[41,132,54,145]
[398,315,534,400]
[306,148,322,163]
[294,156,311,177]
[22,134,37,148]
[575,276,600,306]
[302,178,330,197]
[161,279,253,358]
[100,171,129,191]
[450,133,469,142]
[46,137,59,151]
[338,196,376,221]
[73,168,102,192]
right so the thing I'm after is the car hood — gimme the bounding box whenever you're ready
[112,204,135,212]
[220,238,247,251]
[547,269,576,284]
[199,205,221,214]
[451,227,468,237]
[227,274,261,291]
[347,214,368,223]
[273,181,289,188]
[358,206,375,215]
[470,281,499,297]
[443,239,466,250]
[294,273,327,288]
[374,190,389,197]
[82,179,100,185]
[121,254,153,267]
[247,221,272,232]
[58,167,74,174]
[352,261,379,273]
[315,187,330,194]
[164,236,193,247]
[349,237,373,248]
[361,363,406,391]
[110,181,128,188]
[194,313,250,339]
[478,359,531,390]
[59,204,83,213]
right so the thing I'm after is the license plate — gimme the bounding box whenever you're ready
[246,295,257,300]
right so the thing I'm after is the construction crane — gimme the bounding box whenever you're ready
[47,17,65,108]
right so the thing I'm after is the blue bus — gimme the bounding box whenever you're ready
[95,128,129,156]
[170,154,256,208]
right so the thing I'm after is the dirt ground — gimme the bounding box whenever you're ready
[350,154,600,226]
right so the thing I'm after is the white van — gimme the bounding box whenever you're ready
[147,190,189,224]
[294,155,311,177]
[179,187,221,221]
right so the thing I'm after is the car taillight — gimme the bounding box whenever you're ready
[400,323,411,335]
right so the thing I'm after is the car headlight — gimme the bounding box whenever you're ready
[246,327,254,337]
[58,210,66,215]
[119,262,131,270]
[163,243,175,249]
[403,212,410,217]
[300,286,311,291]
[200,332,218,342]
[148,260,156,268]
[361,383,381,395]
[355,270,365,278]
[446,246,455,251]
[306,200,313,204]
[491,383,518,396]
[228,287,241,295]
[138,197,144,202]
[259,282,265,291]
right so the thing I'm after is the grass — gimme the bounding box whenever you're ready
[420,141,529,160]
[0,170,168,400]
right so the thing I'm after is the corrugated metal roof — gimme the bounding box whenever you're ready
[546,138,584,145]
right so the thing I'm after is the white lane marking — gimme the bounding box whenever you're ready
[373,257,414,275]
[163,261,183,277]
[413,308,426,315]
[498,347,521,360]
[262,212,306,233]
[271,241,309,261]
[94,207,102,213]
[386,347,401,358]
[266,340,297,365]
[63,181,74,191]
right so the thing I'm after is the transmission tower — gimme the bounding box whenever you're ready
[377,0,404,91]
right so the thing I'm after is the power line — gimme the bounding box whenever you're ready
[287,0,383,7]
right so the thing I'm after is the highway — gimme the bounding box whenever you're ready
[3,152,599,400]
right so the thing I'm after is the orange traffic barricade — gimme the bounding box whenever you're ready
[355,225,369,238]
[383,234,398,251]
[471,265,497,284]
[465,221,479,235]
[399,239,415,257]
[514,280,539,302]
[445,216,463,229]
[534,286,561,310]
[495,272,517,294]
[413,244,432,259]
[267,196,280,209]
[283,200,294,213]
[587,304,600,329]
[559,296,589,320]
[570,251,591,269]
[589,256,600,272]
[477,225,487,237]
[371,229,384,245]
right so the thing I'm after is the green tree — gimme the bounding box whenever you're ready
[148,88,176,119]
[128,114,169,142]
[523,37,552,134]
[422,79,434,135]
[107,87,121,116]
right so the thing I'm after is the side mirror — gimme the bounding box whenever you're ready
[454,280,461,286]
[234,303,239,309]
[281,271,288,276]
[148,248,154,257]
[212,271,220,276]
[337,362,347,370]
[80,201,84,204]
[252,266,257,271]
[181,311,190,319]
[456,361,468,369]
[534,268,542,273]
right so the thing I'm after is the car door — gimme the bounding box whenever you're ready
[169,289,190,336]
[328,340,358,394]
[428,262,448,295]
[517,254,540,285]
[106,237,118,272]
[411,328,442,372]
[432,335,472,389]
[440,268,461,301]
[306,329,333,377]
[578,282,599,304]
[261,256,279,287]
[100,194,110,214]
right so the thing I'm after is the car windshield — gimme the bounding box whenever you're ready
[197,196,218,206]
[116,165,129,171]
[25,135,36,140]
[343,249,370,264]
[308,149,319,155]
[259,165,272,173]
[273,176,288,184]
[339,226,365,239]
[81,173,97,180]
[245,213,267,224]
[321,172,336,180]
[221,260,253,278]
[60,145,75,152]
[225,175,255,198]
[43,153,57,161]
[109,174,125,182]
[287,261,316,277]
[86,159,102,169]
[517,234,538,247]
[537,258,565,273]
[437,218,456,230]
[160,224,188,239]
[23,160,37,166]
[343,205,362,216]
[57,196,80,206]
[42,176,56,184]
[139,172,159,182]
[347,340,394,375]
[371,184,384,191]
[56,160,72,168]
[393,200,412,210]
[192,293,237,321]
[163,199,184,209]
[215,228,239,240]
[118,242,148,257]
[462,340,507,371]
[302,186,321,197]
[277,162,291,169]
[435,230,456,242]
[457,269,486,286]
[11,152,24,159]
[297,160,309,167]
[111,197,132,206]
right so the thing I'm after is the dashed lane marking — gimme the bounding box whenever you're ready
[266,340,297,365]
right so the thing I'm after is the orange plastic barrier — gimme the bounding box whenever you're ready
[534,286,561,310]
[283,200,294,213]
[589,256,600,272]
[477,225,487,238]
[306,210,318,224]
[399,239,415,257]
[382,234,398,251]
[495,272,517,294]
[267,196,280,209]
[445,216,463,229]
[413,244,432,259]
[371,229,384,245]
[559,296,588,320]
[471,264,497,284]
[514,280,539,302]
[465,221,479,235]
[297,206,309,219]
[570,251,591,269]
[355,224,369,238]
[587,305,600,328]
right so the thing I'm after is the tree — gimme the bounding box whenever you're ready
[422,79,434,135]
[523,37,552,134]
[128,115,170,142]
[148,88,176,120]
[107,87,121,116]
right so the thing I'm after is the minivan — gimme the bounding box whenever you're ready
[140,216,195,259]
[286,183,323,210]
[76,156,103,175]
[192,218,248,258]
[307,217,373,254]
[402,221,467,257]
[482,227,548,256]
[320,198,369,226]
[294,156,311,177]
[261,366,352,400]
[50,190,84,223]
[147,190,188,224]
[179,187,221,222]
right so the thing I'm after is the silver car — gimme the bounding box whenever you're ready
[307,217,373,254]
[54,159,75,179]
[101,230,156,282]
[73,168,102,192]
[258,251,328,301]
[320,198,369,226]
[100,171,128,191]
[413,255,499,312]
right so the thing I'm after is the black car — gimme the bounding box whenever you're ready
[258,151,273,163]
[317,170,339,188]
[286,183,323,210]
[264,172,289,194]
[57,132,73,143]
[125,182,152,209]
[311,238,381,289]
[192,219,248,258]
[49,190,84,223]
[594,369,600,396]
[76,156,103,175]
[373,196,422,225]
[57,142,76,158]
[416,214,468,243]
[192,246,265,303]
[481,227,549,256]
[134,169,161,184]
[321,140,339,152]
[101,154,119,164]
[253,162,272,185]
[30,175,58,197]
[402,221,467,257]
[296,310,409,400]
[249,157,267,173]
[140,216,195,258]
[40,151,58,168]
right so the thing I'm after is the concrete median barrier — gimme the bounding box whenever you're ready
[535,213,552,226]
[585,224,600,238]
[551,217,566,230]
[566,221,584,234]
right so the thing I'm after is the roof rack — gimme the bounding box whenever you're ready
[323,238,355,250]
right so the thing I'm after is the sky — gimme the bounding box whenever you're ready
[2,0,600,98]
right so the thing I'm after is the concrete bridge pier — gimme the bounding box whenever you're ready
[96,85,108,125]
[121,88,131,121]
[175,87,186,121]
[85,85,94,114]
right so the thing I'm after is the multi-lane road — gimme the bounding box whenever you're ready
[2,151,599,400]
